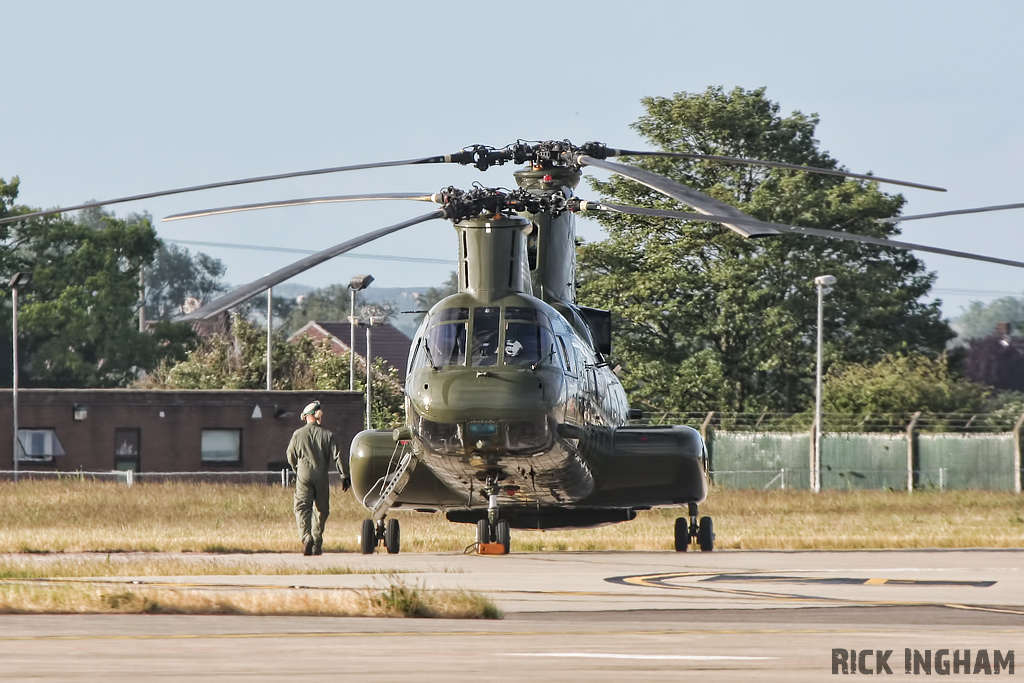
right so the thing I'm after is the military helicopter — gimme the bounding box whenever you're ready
[6,140,1024,555]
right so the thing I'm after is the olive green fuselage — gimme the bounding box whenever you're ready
[349,167,708,529]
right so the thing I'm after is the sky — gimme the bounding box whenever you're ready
[5,0,1024,319]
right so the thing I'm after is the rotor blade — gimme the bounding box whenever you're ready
[603,148,946,193]
[0,156,455,226]
[580,200,1024,270]
[179,209,446,321]
[165,238,456,264]
[877,202,1024,224]
[163,192,441,221]
[581,200,744,222]
[577,155,779,238]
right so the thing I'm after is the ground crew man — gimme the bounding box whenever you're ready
[286,400,349,555]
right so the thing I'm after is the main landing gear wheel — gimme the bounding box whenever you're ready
[674,517,690,551]
[359,518,376,555]
[698,516,714,552]
[676,503,713,552]
[385,518,401,554]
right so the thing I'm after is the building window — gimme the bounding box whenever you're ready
[16,429,66,464]
[114,429,141,472]
[201,429,241,464]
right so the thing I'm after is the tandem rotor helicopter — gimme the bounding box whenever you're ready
[6,139,1024,555]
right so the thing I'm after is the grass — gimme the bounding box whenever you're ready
[0,480,1021,553]
[0,580,502,618]
[0,481,1018,617]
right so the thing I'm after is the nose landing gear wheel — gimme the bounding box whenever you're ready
[477,518,492,545]
[494,519,511,554]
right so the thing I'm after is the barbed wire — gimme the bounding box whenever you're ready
[636,411,1024,433]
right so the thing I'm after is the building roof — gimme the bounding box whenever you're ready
[288,321,411,383]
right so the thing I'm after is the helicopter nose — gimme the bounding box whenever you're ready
[410,368,557,421]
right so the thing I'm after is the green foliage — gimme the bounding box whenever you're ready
[952,296,1024,343]
[145,242,226,320]
[0,179,197,387]
[824,352,988,419]
[282,283,398,336]
[577,87,953,414]
[139,317,404,429]
[412,271,458,323]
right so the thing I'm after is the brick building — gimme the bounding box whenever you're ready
[1,389,364,473]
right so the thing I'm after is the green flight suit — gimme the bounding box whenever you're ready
[286,422,345,551]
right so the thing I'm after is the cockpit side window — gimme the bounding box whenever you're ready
[427,322,467,367]
[471,307,500,367]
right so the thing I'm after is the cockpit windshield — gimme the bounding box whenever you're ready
[426,322,467,367]
[503,322,555,366]
[420,304,557,369]
[471,307,500,366]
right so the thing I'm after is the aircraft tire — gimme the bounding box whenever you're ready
[385,518,401,554]
[495,519,511,554]
[698,516,714,552]
[674,517,690,552]
[360,518,376,555]
[477,518,491,545]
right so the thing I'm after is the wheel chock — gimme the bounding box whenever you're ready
[477,542,507,555]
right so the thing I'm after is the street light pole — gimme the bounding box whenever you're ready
[9,273,32,482]
[266,286,273,391]
[350,288,356,392]
[348,275,374,392]
[813,274,836,494]
[366,318,375,430]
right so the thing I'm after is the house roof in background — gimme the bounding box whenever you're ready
[289,321,411,382]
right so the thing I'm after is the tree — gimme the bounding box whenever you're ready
[139,316,404,428]
[415,271,459,312]
[145,242,227,320]
[824,353,988,422]
[576,87,953,414]
[0,178,196,387]
[282,283,397,335]
[282,284,351,333]
[952,296,1024,343]
[963,334,1024,391]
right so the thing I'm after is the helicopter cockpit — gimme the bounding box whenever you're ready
[413,304,558,370]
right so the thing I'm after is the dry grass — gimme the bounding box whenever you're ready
[0,480,1021,553]
[0,481,1018,617]
[0,580,501,618]
[0,555,405,579]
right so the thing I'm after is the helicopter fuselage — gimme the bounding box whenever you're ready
[349,168,709,530]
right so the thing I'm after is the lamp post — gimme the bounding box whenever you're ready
[266,286,273,391]
[348,274,374,391]
[813,274,836,493]
[9,272,31,482]
[365,317,381,430]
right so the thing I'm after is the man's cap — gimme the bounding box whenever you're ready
[301,401,321,419]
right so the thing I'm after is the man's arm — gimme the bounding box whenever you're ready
[329,433,350,491]
[286,432,300,471]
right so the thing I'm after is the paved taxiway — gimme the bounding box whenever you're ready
[1,550,1022,681]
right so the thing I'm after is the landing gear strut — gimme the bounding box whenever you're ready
[675,502,714,552]
[476,479,510,554]
[360,516,401,554]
